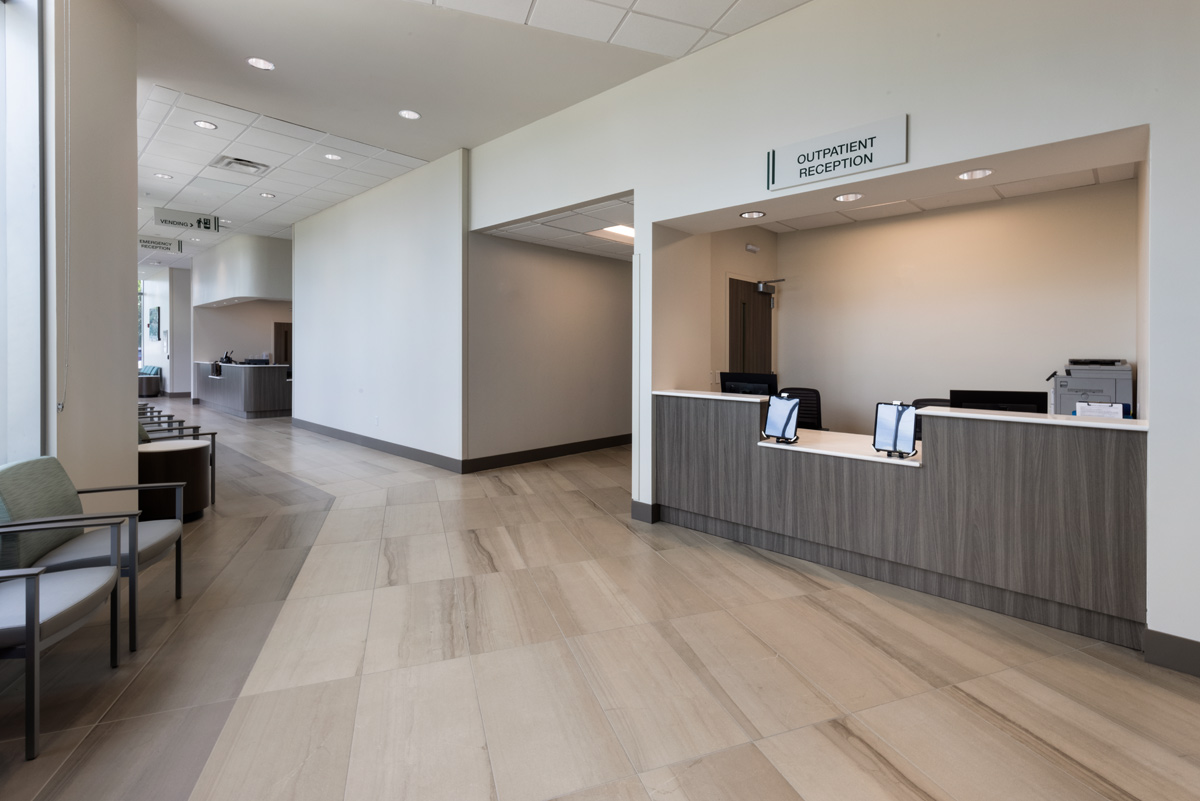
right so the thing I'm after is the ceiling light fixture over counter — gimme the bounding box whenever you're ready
[398,109,421,120]
[194,120,218,130]
[835,193,863,202]
[247,57,275,71]
[260,192,276,198]
[740,211,766,219]
[958,168,994,180]
[324,154,342,160]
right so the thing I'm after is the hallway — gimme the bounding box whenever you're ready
[2,401,1199,801]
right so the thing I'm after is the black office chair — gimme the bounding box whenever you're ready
[911,398,951,441]
[779,387,825,430]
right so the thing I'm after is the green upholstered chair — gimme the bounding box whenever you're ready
[0,457,185,653]
[0,473,129,759]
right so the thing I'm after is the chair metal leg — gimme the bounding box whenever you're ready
[110,521,121,667]
[24,575,41,760]
[128,518,140,652]
[175,539,183,600]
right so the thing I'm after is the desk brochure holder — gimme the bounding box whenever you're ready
[873,401,917,458]
[763,395,801,443]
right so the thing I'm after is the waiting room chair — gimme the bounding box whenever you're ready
[1,509,126,759]
[779,387,826,430]
[0,457,184,653]
[910,397,951,441]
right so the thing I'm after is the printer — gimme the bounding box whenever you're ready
[1052,359,1134,416]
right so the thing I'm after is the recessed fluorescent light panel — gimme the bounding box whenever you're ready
[194,120,218,130]
[324,154,342,160]
[586,224,636,245]
[247,57,275,71]
[740,211,766,219]
[835,193,863,202]
[398,109,421,120]
[958,168,994,180]
[260,192,276,198]
[604,225,635,238]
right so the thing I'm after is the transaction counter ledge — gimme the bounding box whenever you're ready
[652,389,1148,648]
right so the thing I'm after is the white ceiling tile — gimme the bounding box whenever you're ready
[137,119,160,139]
[529,0,626,42]
[175,94,259,125]
[304,188,353,204]
[296,144,369,169]
[268,168,328,188]
[841,200,922,222]
[238,186,297,204]
[252,116,325,142]
[153,124,230,154]
[272,229,294,241]
[137,137,150,154]
[188,176,252,196]
[355,159,413,179]
[714,0,811,35]
[995,170,1095,198]
[137,155,202,178]
[632,0,735,28]
[251,176,316,196]
[776,211,855,230]
[236,127,315,156]
[758,221,795,233]
[288,196,336,211]
[281,156,345,179]
[592,0,636,8]
[139,100,172,124]
[612,13,704,57]
[577,200,622,213]
[690,30,727,52]
[1097,163,1138,183]
[317,134,384,158]
[544,213,613,233]
[369,151,428,170]
[197,166,261,186]
[162,107,247,140]
[516,224,577,240]
[219,141,293,171]
[581,203,635,226]
[319,178,369,196]
[438,0,534,24]
[912,185,1002,211]
[144,140,217,167]
[147,85,180,105]
[336,170,389,189]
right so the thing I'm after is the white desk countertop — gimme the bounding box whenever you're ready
[758,430,922,467]
[652,389,768,403]
[917,406,1149,432]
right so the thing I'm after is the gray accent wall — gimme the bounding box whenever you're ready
[466,233,631,459]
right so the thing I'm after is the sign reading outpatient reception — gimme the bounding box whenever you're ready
[137,235,184,253]
[767,115,908,191]
[153,207,221,233]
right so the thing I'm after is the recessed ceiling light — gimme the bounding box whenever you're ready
[835,193,863,202]
[324,153,342,161]
[398,109,421,120]
[247,57,275,71]
[740,211,766,219]
[604,225,636,237]
[189,237,201,241]
[221,219,232,224]
[194,120,218,130]
[154,173,173,180]
[957,168,994,180]
[260,192,276,198]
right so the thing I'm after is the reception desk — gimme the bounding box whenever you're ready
[653,390,1148,647]
[194,362,292,419]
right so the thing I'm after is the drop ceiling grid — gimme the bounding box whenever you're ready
[136,86,428,268]
[408,0,814,58]
[488,195,635,261]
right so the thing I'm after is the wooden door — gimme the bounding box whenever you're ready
[728,278,772,373]
[273,323,293,366]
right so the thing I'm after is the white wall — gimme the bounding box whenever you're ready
[141,266,171,384]
[170,268,192,393]
[466,234,630,459]
[191,234,292,307]
[465,0,1200,642]
[775,181,1138,434]
[193,300,291,364]
[294,150,467,460]
[47,0,137,508]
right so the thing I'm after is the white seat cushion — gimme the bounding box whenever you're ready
[0,566,119,648]
[33,519,182,572]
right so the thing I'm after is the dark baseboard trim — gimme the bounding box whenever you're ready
[292,419,630,475]
[165,391,191,398]
[292,418,462,472]
[630,501,660,524]
[1144,629,1200,678]
[191,397,200,404]
[460,434,631,473]
[660,505,1145,650]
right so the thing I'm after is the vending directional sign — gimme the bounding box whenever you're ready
[153,208,221,232]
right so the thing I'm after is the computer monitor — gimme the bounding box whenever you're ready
[949,389,1048,414]
[720,372,778,396]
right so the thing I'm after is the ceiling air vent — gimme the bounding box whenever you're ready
[208,155,272,176]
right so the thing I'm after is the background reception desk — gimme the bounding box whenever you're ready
[194,362,292,419]
[653,390,1148,647]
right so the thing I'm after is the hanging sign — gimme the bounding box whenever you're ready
[768,115,908,191]
[138,235,184,253]
[153,207,221,232]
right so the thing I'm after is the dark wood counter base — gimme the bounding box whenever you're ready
[661,505,1143,649]
[196,398,290,419]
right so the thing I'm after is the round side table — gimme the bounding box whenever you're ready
[138,439,212,522]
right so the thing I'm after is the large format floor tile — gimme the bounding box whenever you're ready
[639,743,802,801]
[460,570,562,655]
[363,579,468,673]
[595,553,722,622]
[286,540,379,599]
[531,560,646,637]
[446,526,527,576]
[375,533,455,586]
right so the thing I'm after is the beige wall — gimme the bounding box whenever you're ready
[48,0,137,509]
[776,181,1139,434]
[651,226,710,392]
[466,234,631,459]
[193,300,292,364]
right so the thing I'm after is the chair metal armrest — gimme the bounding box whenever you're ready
[0,567,47,580]
[0,513,136,532]
[77,482,186,494]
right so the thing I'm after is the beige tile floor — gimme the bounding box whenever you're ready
[3,399,1200,800]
